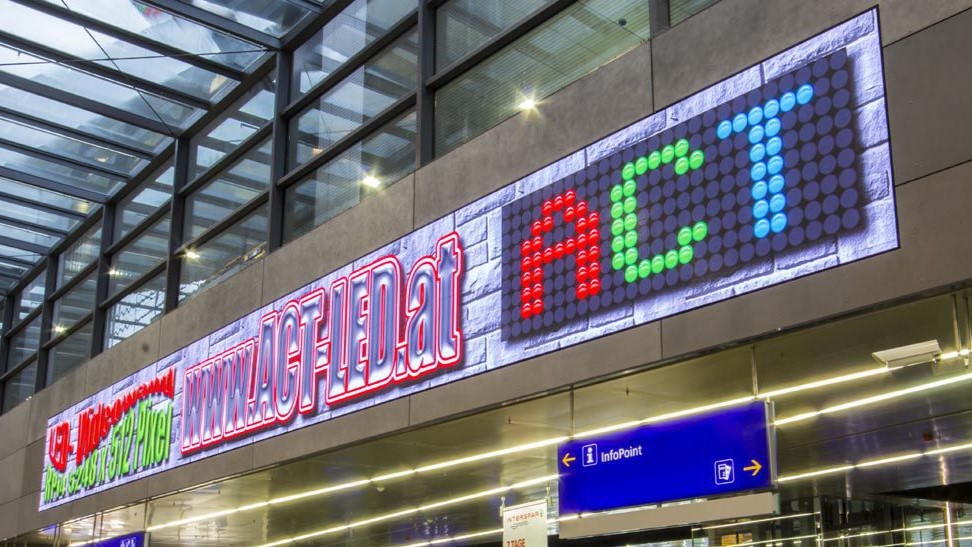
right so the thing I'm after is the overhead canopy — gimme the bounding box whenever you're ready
[0,0,326,294]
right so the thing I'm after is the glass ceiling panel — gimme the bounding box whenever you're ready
[0,177,93,215]
[0,258,30,280]
[116,164,174,240]
[0,145,125,196]
[292,0,416,99]
[0,198,80,233]
[48,0,267,72]
[0,116,145,176]
[0,0,237,102]
[186,0,319,38]
[0,44,202,131]
[0,244,42,264]
[0,84,170,154]
[186,138,271,240]
[0,221,61,249]
[192,76,274,178]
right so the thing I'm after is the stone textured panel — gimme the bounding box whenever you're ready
[885,7,972,183]
[263,174,415,304]
[159,259,265,357]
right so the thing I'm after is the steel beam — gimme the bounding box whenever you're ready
[9,0,248,80]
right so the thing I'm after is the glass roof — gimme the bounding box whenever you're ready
[0,0,322,294]
[0,0,301,295]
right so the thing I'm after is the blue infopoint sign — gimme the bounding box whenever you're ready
[558,401,774,514]
[92,532,146,547]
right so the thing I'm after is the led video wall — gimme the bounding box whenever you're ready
[41,10,894,511]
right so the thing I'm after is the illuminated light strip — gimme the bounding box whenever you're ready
[137,360,970,538]
[819,518,972,541]
[779,439,972,483]
[397,515,580,547]
[939,348,970,360]
[854,453,923,468]
[857,535,972,547]
[774,372,972,426]
[758,367,888,399]
[573,396,757,439]
[145,437,567,533]
[923,441,972,456]
[253,475,559,547]
[777,465,855,482]
[699,512,818,530]
[735,533,819,546]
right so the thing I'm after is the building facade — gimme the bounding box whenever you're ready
[2,0,972,545]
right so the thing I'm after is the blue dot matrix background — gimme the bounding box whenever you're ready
[500,48,863,340]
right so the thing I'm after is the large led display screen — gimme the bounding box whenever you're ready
[501,47,869,338]
[40,10,894,511]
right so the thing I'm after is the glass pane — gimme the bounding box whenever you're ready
[0,176,94,215]
[0,116,146,176]
[187,0,315,37]
[0,84,169,154]
[106,272,165,349]
[53,273,96,333]
[47,320,93,384]
[0,0,236,102]
[179,204,268,302]
[0,197,81,234]
[42,0,266,72]
[0,145,124,196]
[436,0,551,70]
[289,31,417,168]
[2,362,36,412]
[57,225,101,288]
[9,315,41,366]
[191,77,274,178]
[0,275,16,292]
[292,0,417,99]
[90,36,237,103]
[285,110,415,241]
[0,221,61,249]
[0,244,42,266]
[186,139,271,240]
[0,44,203,130]
[435,0,650,156]
[0,258,30,281]
[109,215,170,297]
[14,274,44,321]
[670,0,718,25]
[116,164,173,240]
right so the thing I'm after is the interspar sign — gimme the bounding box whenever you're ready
[42,10,895,510]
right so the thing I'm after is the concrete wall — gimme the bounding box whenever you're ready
[2,0,972,540]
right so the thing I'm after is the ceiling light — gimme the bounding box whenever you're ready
[253,475,559,547]
[95,156,109,163]
[758,367,888,398]
[518,97,537,110]
[143,358,972,537]
[773,371,972,426]
[361,175,381,188]
[778,438,972,483]
[183,249,200,261]
[53,324,66,335]
[699,512,817,531]
[311,147,323,155]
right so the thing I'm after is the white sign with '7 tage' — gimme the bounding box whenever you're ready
[503,499,548,547]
